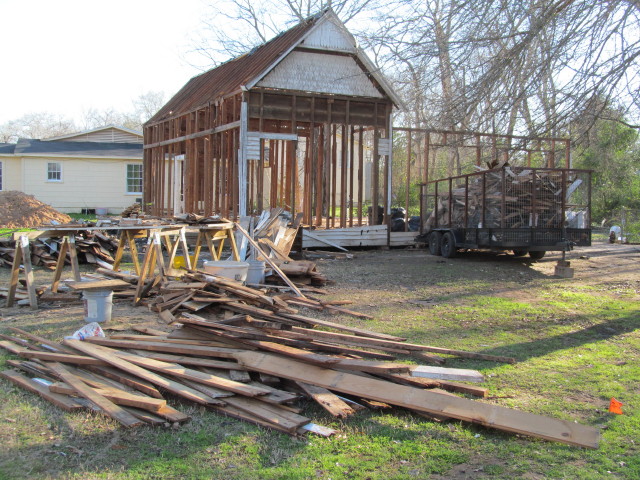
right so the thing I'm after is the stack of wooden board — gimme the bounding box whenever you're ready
[0,301,600,447]
[0,230,118,270]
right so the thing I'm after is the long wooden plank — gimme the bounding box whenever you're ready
[218,301,405,342]
[128,350,247,370]
[288,327,513,363]
[8,327,73,353]
[49,382,167,412]
[87,365,164,399]
[0,340,26,355]
[67,279,131,290]
[223,395,310,433]
[296,381,356,418]
[152,405,191,424]
[234,222,305,297]
[84,338,243,359]
[46,363,143,428]
[278,312,406,342]
[65,340,221,405]
[123,407,166,426]
[0,369,84,411]
[19,350,108,366]
[111,350,271,397]
[235,351,600,448]
[410,366,485,383]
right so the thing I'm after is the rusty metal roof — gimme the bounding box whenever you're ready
[147,11,326,125]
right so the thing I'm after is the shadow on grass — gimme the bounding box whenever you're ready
[393,309,640,367]
[477,310,640,362]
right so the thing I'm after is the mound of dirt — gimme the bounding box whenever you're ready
[0,191,72,228]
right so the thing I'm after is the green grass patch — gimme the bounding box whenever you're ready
[1,248,639,479]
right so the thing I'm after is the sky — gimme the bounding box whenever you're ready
[0,0,210,125]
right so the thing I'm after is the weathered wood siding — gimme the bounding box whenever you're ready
[301,16,356,52]
[257,52,383,98]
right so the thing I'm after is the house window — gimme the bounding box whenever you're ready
[47,162,62,182]
[126,164,143,194]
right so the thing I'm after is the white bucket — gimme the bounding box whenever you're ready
[246,260,266,284]
[82,289,113,323]
[95,207,108,215]
[203,261,250,282]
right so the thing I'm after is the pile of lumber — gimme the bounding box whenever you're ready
[250,209,302,261]
[0,231,118,270]
[0,278,600,447]
[121,203,142,218]
[425,166,580,231]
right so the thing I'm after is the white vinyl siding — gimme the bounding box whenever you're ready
[126,163,143,194]
[47,162,62,182]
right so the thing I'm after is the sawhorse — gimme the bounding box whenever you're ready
[191,223,240,266]
[6,235,39,309]
[133,227,191,304]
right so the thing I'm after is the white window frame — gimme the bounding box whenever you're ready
[47,161,63,182]
[126,163,143,195]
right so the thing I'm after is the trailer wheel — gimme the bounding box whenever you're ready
[428,232,442,256]
[529,250,545,260]
[440,231,457,258]
[512,249,528,257]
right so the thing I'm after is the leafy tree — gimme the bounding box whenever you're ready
[573,103,640,222]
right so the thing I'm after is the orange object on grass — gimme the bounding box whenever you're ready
[609,397,623,414]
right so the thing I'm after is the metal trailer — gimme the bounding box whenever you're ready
[418,166,592,259]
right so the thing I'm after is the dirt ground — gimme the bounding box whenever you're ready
[1,239,638,337]
[0,191,72,228]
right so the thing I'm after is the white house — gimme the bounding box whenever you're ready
[0,125,143,214]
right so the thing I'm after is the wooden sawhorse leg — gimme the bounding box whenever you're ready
[7,235,38,309]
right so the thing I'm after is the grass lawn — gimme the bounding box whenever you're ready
[0,242,638,479]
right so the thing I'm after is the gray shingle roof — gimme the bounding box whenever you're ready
[5,139,142,158]
[0,143,15,154]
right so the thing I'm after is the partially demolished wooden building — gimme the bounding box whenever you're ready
[143,8,402,230]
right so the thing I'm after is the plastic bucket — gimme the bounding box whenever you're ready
[203,261,250,282]
[95,207,108,215]
[82,289,113,323]
[173,255,196,269]
[246,260,266,284]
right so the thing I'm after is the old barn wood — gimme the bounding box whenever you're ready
[143,8,401,237]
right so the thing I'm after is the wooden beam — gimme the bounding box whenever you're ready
[65,340,223,405]
[235,352,600,448]
[0,369,84,411]
[47,362,143,427]
[410,365,485,383]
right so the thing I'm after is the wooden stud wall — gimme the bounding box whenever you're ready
[144,90,393,227]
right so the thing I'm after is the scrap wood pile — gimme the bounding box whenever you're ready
[424,166,583,231]
[0,269,600,448]
[0,230,118,270]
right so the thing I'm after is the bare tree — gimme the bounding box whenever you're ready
[0,113,76,143]
[187,0,382,68]
[367,0,640,137]
[81,91,166,131]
